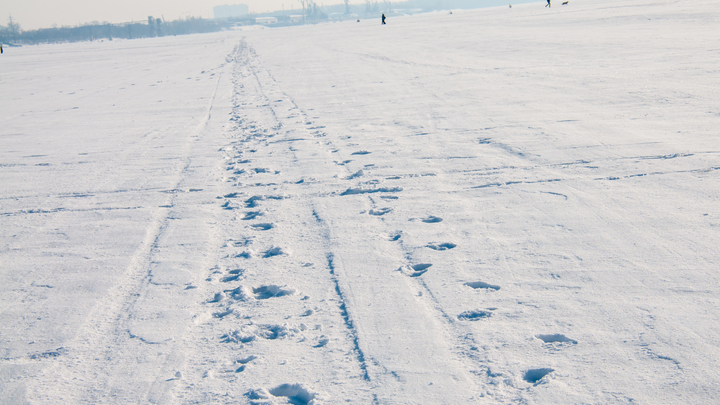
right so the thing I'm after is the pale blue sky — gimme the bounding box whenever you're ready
[2,0,359,30]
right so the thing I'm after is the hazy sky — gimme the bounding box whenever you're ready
[2,0,358,30]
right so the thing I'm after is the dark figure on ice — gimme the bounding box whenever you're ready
[382,14,386,24]
[1,44,3,54]
[546,0,551,7]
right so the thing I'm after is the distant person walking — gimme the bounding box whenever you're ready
[546,0,551,7]
[1,44,3,54]
[382,13,386,24]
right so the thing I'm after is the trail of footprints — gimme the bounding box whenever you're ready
[199,40,356,404]
[205,39,574,401]
[342,148,577,389]
[207,176,329,399]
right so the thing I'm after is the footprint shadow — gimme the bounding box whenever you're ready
[464,281,500,291]
[457,309,493,321]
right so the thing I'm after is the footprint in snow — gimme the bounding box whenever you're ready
[399,263,432,277]
[242,211,262,220]
[524,368,554,384]
[313,336,329,348]
[245,195,263,207]
[457,309,493,321]
[410,216,443,223]
[234,251,251,259]
[221,201,237,210]
[263,246,284,258]
[235,355,258,372]
[224,286,250,301]
[251,223,273,231]
[255,324,289,340]
[536,334,577,345]
[221,274,242,283]
[207,292,224,303]
[427,242,456,251]
[351,150,371,155]
[252,285,296,299]
[237,355,257,364]
[369,207,392,216]
[222,324,290,344]
[248,383,319,405]
[421,216,443,223]
[464,281,501,291]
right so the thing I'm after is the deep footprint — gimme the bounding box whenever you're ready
[221,274,242,283]
[263,247,284,258]
[457,309,493,321]
[264,383,318,405]
[245,196,264,207]
[400,263,432,277]
[253,285,296,299]
[369,208,392,216]
[422,216,443,223]
[464,281,501,291]
[242,211,263,220]
[524,368,554,383]
[536,334,577,344]
[256,324,288,340]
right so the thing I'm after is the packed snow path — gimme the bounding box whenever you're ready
[2,0,720,403]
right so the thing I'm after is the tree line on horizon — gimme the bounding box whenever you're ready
[0,15,228,45]
[1,0,529,46]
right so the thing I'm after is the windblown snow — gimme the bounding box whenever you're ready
[2,0,720,403]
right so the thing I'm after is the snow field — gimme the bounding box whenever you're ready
[2,0,720,403]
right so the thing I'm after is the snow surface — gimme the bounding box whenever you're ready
[2,0,720,403]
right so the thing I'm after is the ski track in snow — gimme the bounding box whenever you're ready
[2,0,720,403]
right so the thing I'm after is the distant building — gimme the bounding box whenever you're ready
[214,4,250,19]
[255,17,278,25]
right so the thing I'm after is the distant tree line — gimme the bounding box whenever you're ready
[1,0,534,45]
[0,15,227,45]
